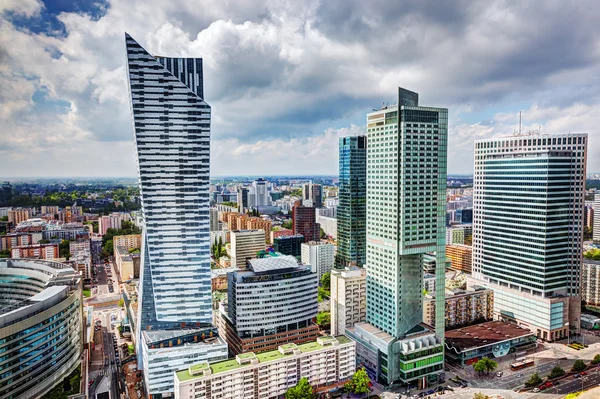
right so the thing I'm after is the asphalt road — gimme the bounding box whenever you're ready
[529,369,600,398]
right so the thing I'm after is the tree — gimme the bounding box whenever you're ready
[592,354,600,365]
[0,249,10,258]
[281,220,293,229]
[320,227,327,239]
[0,216,7,221]
[316,311,330,328]
[345,368,371,394]
[572,359,587,372]
[472,393,489,399]
[285,377,313,399]
[525,373,542,387]
[59,239,70,260]
[548,365,565,379]
[320,272,331,290]
[473,358,497,375]
[118,299,125,308]
[317,286,329,302]
[473,361,487,376]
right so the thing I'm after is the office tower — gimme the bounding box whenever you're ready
[273,234,304,256]
[249,178,270,208]
[330,267,367,335]
[125,34,227,396]
[301,241,336,281]
[582,259,600,306]
[594,194,600,242]
[584,204,594,229]
[446,244,473,273]
[292,201,321,242]
[236,186,248,212]
[303,182,323,207]
[336,135,367,267]
[174,336,356,399]
[455,208,472,224]
[346,88,447,387]
[218,255,319,354]
[0,259,82,399]
[472,133,588,341]
[230,230,265,269]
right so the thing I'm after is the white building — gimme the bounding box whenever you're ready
[582,259,600,306]
[174,336,356,399]
[301,241,335,281]
[230,230,265,269]
[316,214,337,239]
[594,194,600,242]
[330,268,366,336]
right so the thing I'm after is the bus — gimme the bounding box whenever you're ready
[510,359,534,370]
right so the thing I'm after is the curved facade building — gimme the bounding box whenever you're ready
[0,259,83,399]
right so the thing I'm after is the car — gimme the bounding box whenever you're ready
[445,386,454,392]
[554,381,560,386]
[426,389,436,395]
[88,379,94,387]
[581,371,587,376]
[410,395,419,399]
[574,373,581,378]
[496,371,503,377]
[532,388,540,392]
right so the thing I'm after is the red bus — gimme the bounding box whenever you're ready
[510,359,534,370]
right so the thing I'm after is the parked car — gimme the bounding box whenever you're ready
[532,388,540,393]
[496,371,503,377]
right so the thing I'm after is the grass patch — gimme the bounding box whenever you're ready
[82,289,91,298]
[42,365,81,399]
[128,344,135,355]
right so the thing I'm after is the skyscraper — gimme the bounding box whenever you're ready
[292,200,321,242]
[346,88,447,387]
[125,33,227,396]
[472,133,588,341]
[336,135,367,267]
[302,182,323,207]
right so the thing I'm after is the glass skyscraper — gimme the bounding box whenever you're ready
[346,88,447,387]
[472,133,587,341]
[125,34,227,397]
[336,135,367,267]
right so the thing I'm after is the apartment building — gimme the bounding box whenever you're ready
[301,241,336,281]
[174,336,356,399]
[330,268,367,336]
[246,217,272,244]
[582,259,600,306]
[230,230,265,269]
[0,232,42,250]
[113,234,142,251]
[115,245,140,280]
[423,286,494,329]
[11,243,60,260]
[8,208,31,225]
[446,244,473,273]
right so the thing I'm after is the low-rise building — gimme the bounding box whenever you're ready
[270,227,294,243]
[174,336,356,399]
[423,286,494,329]
[113,234,142,251]
[445,321,536,366]
[581,313,600,330]
[582,259,600,306]
[115,245,140,280]
[69,238,90,255]
[331,267,366,336]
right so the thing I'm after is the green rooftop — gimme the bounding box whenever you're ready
[175,336,352,383]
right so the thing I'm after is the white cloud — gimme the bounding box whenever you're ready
[0,0,43,18]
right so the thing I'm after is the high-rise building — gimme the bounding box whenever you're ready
[346,88,447,387]
[472,133,588,341]
[174,336,356,399]
[209,208,220,232]
[218,256,319,355]
[249,178,270,208]
[126,34,227,396]
[292,201,320,242]
[330,267,367,336]
[301,241,335,281]
[594,194,600,242]
[582,259,600,306]
[236,187,248,212]
[336,135,367,267]
[230,230,266,269]
[273,234,304,257]
[302,183,323,207]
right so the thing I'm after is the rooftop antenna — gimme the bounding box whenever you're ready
[519,111,522,135]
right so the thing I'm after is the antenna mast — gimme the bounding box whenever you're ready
[519,111,522,134]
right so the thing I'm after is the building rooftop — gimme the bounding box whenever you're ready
[445,321,534,352]
[176,335,352,382]
[247,255,301,273]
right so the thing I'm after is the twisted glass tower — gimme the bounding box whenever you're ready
[126,34,227,396]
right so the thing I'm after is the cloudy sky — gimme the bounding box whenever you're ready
[1,0,599,177]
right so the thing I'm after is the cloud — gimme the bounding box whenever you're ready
[0,0,599,177]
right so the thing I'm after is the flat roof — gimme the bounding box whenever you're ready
[445,321,534,352]
[176,335,352,382]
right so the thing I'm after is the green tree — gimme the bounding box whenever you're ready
[591,354,600,365]
[320,272,331,290]
[118,299,125,307]
[525,373,542,387]
[0,249,11,258]
[472,393,489,399]
[482,357,498,373]
[59,239,70,260]
[316,311,330,328]
[572,359,587,372]
[285,377,313,399]
[0,216,7,221]
[473,360,486,376]
[281,220,293,229]
[549,365,565,379]
[345,368,371,394]
[317,286,329,302]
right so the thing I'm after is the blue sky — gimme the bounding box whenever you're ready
[1,0,599,177]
